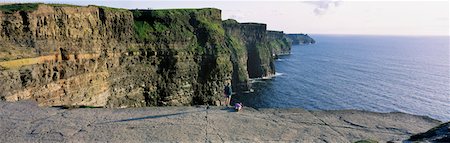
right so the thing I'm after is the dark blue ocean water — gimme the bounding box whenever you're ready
[235,35,450,121]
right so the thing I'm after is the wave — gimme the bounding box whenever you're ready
[249,72,285,83]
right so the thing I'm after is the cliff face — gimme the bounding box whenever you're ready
[287,34,315,45]
[124,9,232,107]
[222,19,251,92]
[223,19,277,94]
[0,4,232,107]
[240,23,274,78]
[267,30,292,56]
[0,4,134,107]
[0,4,288,107]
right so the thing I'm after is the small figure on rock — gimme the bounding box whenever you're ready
[224,82,232,106]
[234,102,242,112]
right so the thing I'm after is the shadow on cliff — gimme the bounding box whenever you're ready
[220,107,238,112]
[96,109,207,124]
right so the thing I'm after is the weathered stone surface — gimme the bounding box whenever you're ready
[0,101,441,142]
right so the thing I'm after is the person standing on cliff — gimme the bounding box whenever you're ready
[224,83,232,107]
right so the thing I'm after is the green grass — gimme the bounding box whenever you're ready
[94,5,129,12]
[198,17,225,37]
[0,3,40,13]
[48,3,81,7]
[134,21,154,42]
[132,8,221,43]
[225,33,248,82]
[153,22,169,32]
[0,3,128,14]
[222,19,239,25]
[132,10,142,18]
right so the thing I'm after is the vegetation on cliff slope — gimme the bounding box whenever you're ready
[130,8,232,106]
[0,3,40,13]
[267,31,292,56]
[225,33,247,82]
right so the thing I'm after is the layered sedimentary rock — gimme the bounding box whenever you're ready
[267,30,292,56]
[0,4,289,107]
[0,4,232,107]
[0,4,134,107]
[287,33,315,45]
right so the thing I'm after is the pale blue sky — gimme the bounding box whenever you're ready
[4,0,450,36]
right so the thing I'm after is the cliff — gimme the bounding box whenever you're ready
[0,4,134,107]
[267,30,292,56]
[222,19,275,80]
[222,19,251,92]
[0,4,232,107]
[0,4,288,107]
[223,19,279,94]
[287,33,315,45]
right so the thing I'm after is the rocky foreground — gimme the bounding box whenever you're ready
[0,101,441,142]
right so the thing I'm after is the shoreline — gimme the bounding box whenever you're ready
[0,100,441,142]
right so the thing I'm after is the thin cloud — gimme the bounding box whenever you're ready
[304,0,342,15]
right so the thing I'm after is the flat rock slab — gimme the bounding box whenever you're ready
[0,101,441,142]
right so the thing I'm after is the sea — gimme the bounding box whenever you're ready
[234,35,450,121]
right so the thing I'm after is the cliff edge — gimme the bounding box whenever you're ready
[0,100,441,142]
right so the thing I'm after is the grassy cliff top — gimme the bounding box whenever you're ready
[222,19,239,25]
[0,3,131,13]
[0,3,41,13]
[0,3,220,14]
[267,30,285,34]
[241,22,267,26]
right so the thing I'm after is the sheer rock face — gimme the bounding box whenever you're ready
[0,5,134,107]
[0,4,232,107]
[223,20,275,81]
[0,4,287,107]
[240,23,275,79]
[267,30,292,56]
[222,19,251,93]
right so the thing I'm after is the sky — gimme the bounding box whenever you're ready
[3,0,450,36]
